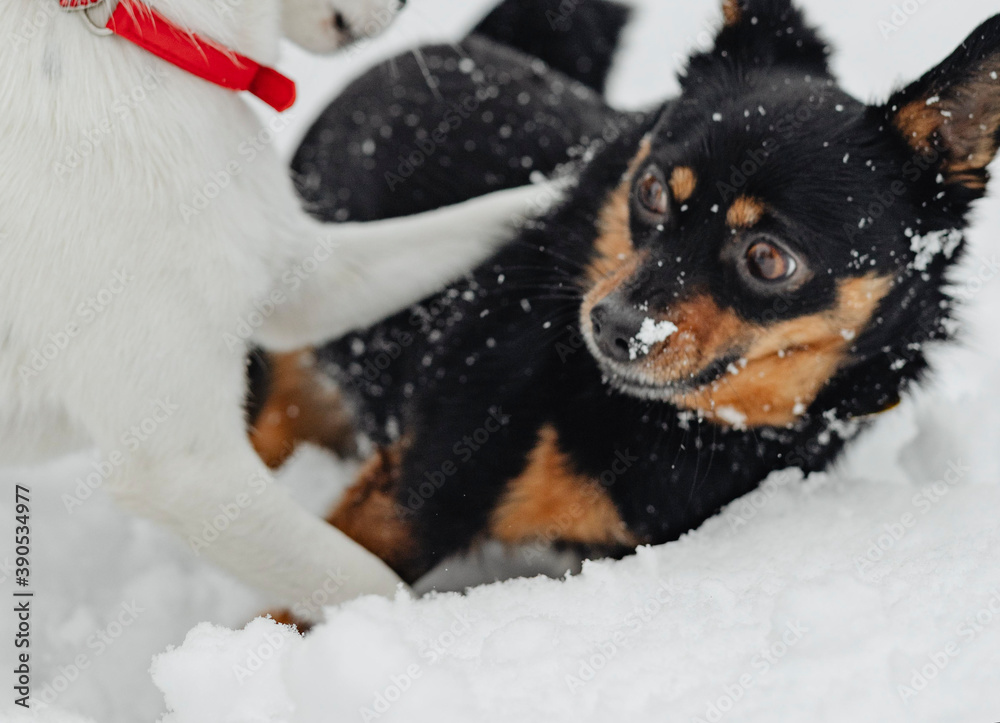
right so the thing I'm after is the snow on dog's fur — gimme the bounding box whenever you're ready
[0,0,551,612]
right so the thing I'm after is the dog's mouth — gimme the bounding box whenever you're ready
[580,311,744,403]
[599,353,741,401]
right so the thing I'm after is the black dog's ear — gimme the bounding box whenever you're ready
[472,0,632,94]
[881,14,1000,192]
[684,0,830,81]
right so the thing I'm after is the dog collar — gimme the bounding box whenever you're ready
[60,0,296,112]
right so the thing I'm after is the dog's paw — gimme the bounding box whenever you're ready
[282,0,403,53]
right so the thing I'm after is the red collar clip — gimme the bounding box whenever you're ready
[68,0,297,112]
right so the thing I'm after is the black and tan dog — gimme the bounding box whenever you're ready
[253,0,1000,585]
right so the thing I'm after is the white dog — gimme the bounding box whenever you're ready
[0,0,550,611]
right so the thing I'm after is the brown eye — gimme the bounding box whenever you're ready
[635,167,669,219]
[746,241,796,281]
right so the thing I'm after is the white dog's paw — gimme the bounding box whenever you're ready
[282,0,404,53]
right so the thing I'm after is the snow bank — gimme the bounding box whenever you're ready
[2,0,1000,721]
[152,382,1000,721]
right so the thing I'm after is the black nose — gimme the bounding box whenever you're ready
[589,297,649,363]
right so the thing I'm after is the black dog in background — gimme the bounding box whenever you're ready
[254,0,1000,584]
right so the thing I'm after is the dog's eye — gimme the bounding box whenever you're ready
[746,240,796,281]
[635,167,669,220]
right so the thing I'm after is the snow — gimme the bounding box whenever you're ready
[628,318,678,360]
[713,406,748,430]
[908,228,963,272]
[3,0,1000,721]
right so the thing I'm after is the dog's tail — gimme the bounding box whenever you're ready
[470,0,632,94]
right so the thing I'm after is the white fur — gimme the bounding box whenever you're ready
[281,0,401,52]
[0,0,555,612]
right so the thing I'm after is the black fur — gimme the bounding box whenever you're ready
[291,0,636,224]
[472,0,631,94]
[296,0,1000,581]
[245,349,271,427]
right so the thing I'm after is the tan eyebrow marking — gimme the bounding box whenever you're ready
[722,0,742,27]
[727,195,765,228]
[669,166,697,203]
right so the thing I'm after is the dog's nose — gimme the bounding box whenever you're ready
[589,297,649,363]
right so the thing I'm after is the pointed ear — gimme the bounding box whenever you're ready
[883,15,1000,191]
[686,0,830,77]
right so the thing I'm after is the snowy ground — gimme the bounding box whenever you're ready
[3,0,1000,721]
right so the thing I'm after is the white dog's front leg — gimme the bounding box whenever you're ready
[109,446,402,616]
[258,181,564,350]
[65,324,404,617]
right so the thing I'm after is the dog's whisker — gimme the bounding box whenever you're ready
[409,48,444,102]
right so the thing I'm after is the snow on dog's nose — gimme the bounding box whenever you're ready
[282,0,404,53]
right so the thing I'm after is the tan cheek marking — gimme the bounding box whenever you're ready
[727,196,765,228]
[250,350,356,468]
[489,425,637,548]
[674,275,892,428]
[722,0,742,26]
[669,166,697,203]
[326,440,422,582]
[588,138,651,282]
[636,295,753,383]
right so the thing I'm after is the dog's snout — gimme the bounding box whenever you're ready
[590,298,648,363]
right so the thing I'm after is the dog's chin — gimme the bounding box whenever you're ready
[283,17,355,54]
[283,0,401,54]
[585,336,736,404]
[601,371,687,402]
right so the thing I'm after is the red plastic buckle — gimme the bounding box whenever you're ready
[104,0,296,111]
[59,0,105,9]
